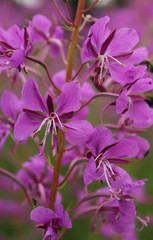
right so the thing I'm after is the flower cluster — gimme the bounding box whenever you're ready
[0,1,153,240]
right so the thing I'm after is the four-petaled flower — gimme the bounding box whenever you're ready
[30,203,72,240]
[84,127,139,193]
[14,78,93,153]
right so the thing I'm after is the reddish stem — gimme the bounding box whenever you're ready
[72,63,85,81]
[65,0,86,82]
[65,0,74,24]
[76,92,119,113]
[57,158,88,188]
[26,56,61,94]
[52,0,73,26]
[82,0,99,13]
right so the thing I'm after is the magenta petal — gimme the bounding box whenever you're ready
[84,156,100,185]
[80,82,95,102]
[32,14,51,36]
[64,120,93,146]
[89,16,110,53]
[30,206,54,224]
[22,78,47,114]
[1,90,21,121]
[80,61,99,86]
[116,91,128,114]
[44,227,57,240]
[9,49,25,68]
[125,135,150,160]
[107,27,139,56]
[129,99,153,128]
[109,63,146,85]
[128,47,149,64]
[109,166,134,195]
[56,82,81,115]
[104,138,139,159]
[86,127,113,156]
[7,25,23,49]
[52,70,65,90]
[81,38,98,63]
[14,112,40,140]
[129,78,153,93]
[54,203,72,228]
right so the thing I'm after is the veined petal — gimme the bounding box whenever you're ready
[107,27,139,56]
[104,138,139,159]
[88,16,110,53]
[86,127,113,157]
[22,78,47,114]
[129,78,153,93]
[125,135,150,160]
[84,156,100,185]
[116,91,128,114]
[14,112,41,140]
[128,47,149,64]
[64,120,93,146]
[80,61,99,86]
[81,38,98,63]
[56,82,81,115]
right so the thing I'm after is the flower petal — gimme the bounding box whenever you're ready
[22,78,47,114]
[89,16,110,53]
[128,47,149,64]
[116,91,128,114]
[104,138,139,159]
[30,206,54,224]
[129,78,153,93]
[86,127,113,156]
[64,120,93,146]
[1,90,21,121]
[56,82,81,115]
[9,49,25,68]
[54,203,72,228]
[107,27,139,56]
[14,112,41,140]
[84,156,100,185]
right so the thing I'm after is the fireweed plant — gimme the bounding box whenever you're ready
[0,0,153,239]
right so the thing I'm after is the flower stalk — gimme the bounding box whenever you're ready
[65,0,86,82]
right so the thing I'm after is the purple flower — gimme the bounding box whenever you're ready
[14,78,93,152]
[29,14,64,58]
[84,127,139,190]
[52,69,95,120]
[104,199,136,235]
[114,68,153,128]
[30,203,72,240]
[0,90,21,150]
[122,135,150,160]
[0,24,32,70]
[15,154,62,206]
[81,16,140,85]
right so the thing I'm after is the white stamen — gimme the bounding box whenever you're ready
[34,117,48,136]
[107,55,125,66]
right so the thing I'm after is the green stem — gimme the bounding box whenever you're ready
[49,130,65,210]
[65,0,86,82]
